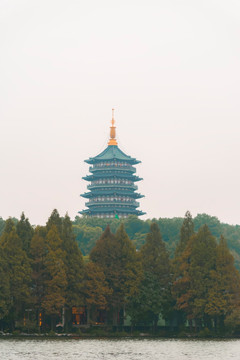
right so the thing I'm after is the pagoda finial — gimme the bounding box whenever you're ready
[108,108,118,146]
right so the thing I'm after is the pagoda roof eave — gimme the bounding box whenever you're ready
[82,174,143,182]
[79,209,146,215]
[85,145,140,165]
[81,191,144,199]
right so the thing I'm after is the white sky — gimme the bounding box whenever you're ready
[0,0,240,225]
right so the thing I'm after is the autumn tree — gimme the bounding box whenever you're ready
[42,225,67,330]
[0,246,10,322]
[173,225,218,330]
[16,212,34,254]
[30,226,47,328]
[84,262,112,323]
[129,222,171,330]
[46,209,62,234]
[90,224,141,325]
[175,211,194,257]
[61,214,85,330]
[189,225,217,328]
[205,235,240,331]
[1,219,31,328]
[171,211,195,327]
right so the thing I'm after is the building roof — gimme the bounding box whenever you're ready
[85,145,140,165]
[81,190,144,199]
[82,173,142,182]
[79,207,146,216]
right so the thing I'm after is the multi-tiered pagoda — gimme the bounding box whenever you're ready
[80,110,145,218]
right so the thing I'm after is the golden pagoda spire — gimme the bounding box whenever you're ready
[108,108,118,146]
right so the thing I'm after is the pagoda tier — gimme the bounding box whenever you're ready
[81,190,144,199]
[79,111,145,219]
[85,145,140,165]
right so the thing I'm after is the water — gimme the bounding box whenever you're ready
[0,338,240,360]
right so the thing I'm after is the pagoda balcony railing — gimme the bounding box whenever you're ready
[89,165,136,173]
[87,200,140,207]
[87,183,138,190]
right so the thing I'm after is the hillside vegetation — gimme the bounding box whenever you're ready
[73,214,240,270]
[0,213,240,269]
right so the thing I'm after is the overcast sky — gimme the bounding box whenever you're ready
[1,0,240,225]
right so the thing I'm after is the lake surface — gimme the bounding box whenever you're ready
[0,338,240,360]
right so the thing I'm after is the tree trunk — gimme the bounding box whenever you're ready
[51,316,56,331]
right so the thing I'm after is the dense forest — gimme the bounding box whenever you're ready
[0,210,240,336]
[72,214,240,270]
[1,213,240,269]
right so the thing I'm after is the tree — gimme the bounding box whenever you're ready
[16,212,34,254]
[173,225,218,330]
[30,226,47,328]
[171,211,195,327]
[189,225,217,326]
[73,224,103,255]
[135,222,171,330]
[84,262,112,323]
[61,214,85,330]
[0,217,5,237]
[46,209,62,234]
[0,247,10,321]
[90,224,141,325]
[1,219,31,328]
[175,211,194,257]
[205,236,240,331]
[42,225,67,329]
[172,241,192,320]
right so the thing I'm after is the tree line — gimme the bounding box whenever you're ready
[0,210,240,335]
[72,214,240,270]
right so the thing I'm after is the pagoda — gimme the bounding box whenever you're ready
[79,110,145,218]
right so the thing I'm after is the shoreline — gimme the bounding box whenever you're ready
[0,333,240,340]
